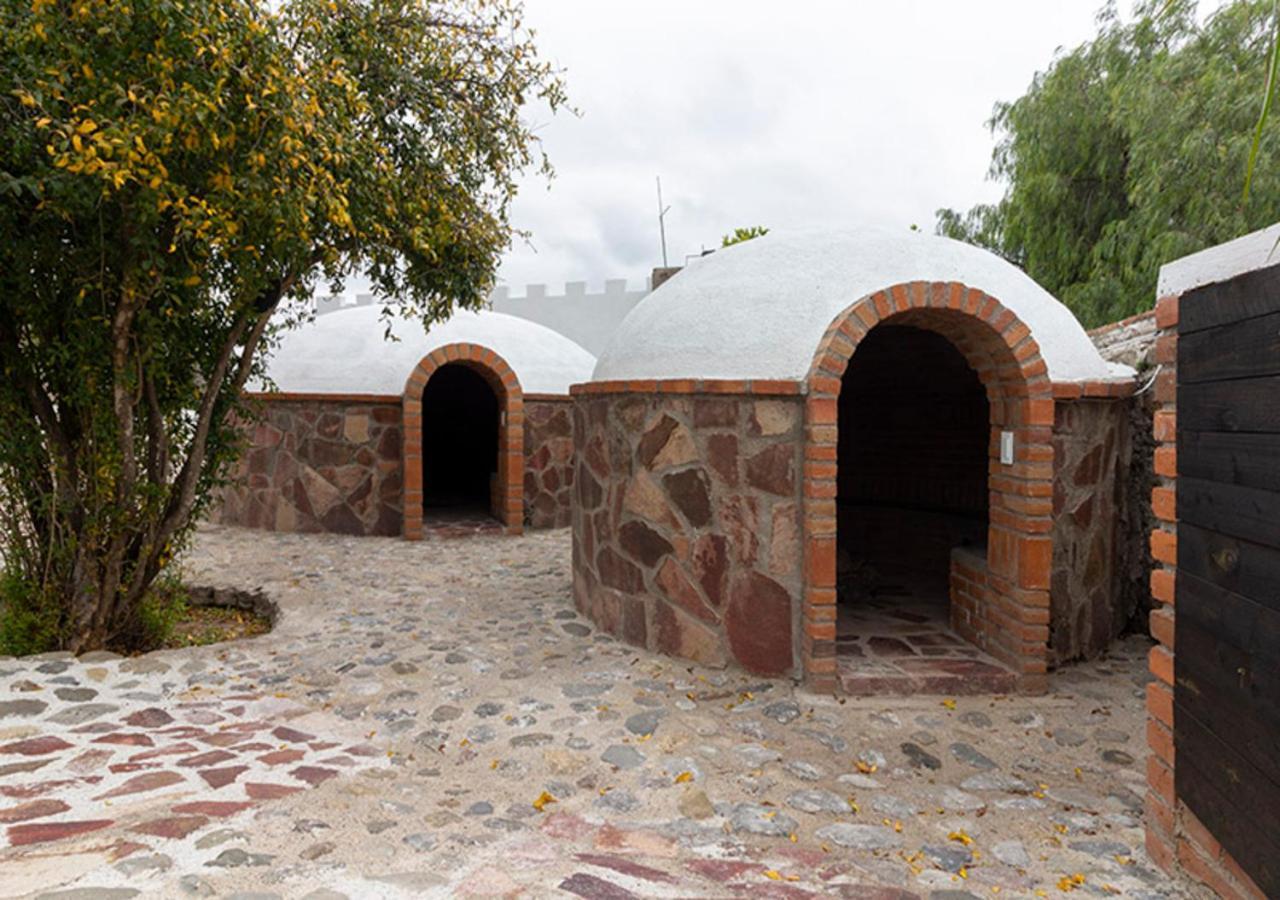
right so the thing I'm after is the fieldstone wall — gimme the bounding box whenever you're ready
[571,391,805,676]
[218,396,403,536]
[1048,398,1129,664]
[523,398,575,529]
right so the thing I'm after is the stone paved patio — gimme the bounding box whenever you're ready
[837,587,1018,696]
[0,525,1200,899]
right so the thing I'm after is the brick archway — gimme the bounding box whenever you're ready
[402,343,524,539]
[802,281,1055,692]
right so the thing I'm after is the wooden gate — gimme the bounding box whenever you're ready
[1174,262,1280,896]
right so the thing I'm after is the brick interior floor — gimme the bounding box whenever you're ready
[837,570,1017,696]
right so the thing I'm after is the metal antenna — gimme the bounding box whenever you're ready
[656,176,671,267]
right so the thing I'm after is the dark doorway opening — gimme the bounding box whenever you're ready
[421,363,499,521]
[836,324,1010,692]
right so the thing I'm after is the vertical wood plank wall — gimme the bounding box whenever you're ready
[1174,263,1280,897]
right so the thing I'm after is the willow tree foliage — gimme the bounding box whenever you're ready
[0,0,565,651]
[937,0,1280,328]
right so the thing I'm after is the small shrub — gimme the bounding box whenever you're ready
[0,568,61,656]
[128,573,191,652]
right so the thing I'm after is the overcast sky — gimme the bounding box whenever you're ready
[492,0,1116,293]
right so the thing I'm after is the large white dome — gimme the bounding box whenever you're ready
[593,227,1130,384]
[259,306,596,396]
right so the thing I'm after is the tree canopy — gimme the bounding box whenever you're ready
[937,0,1280,328]
[0,0,564,651]
[721,225,769,248]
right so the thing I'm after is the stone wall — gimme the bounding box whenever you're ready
[523,398,575,529]
[1049,398,1129,665]
[571,391,806,676]
[218,396,403,536]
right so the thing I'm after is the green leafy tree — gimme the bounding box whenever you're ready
[0,0,565,652]
[721,225,769,247]
[938,0,1280,327]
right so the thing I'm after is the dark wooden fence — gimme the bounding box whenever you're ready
[1175,262,1280,897]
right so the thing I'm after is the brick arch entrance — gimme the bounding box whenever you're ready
[402,343,524,539]
[802,282,1055,693]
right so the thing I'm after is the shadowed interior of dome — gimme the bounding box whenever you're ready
[835,325,1012,691]
[421,364,499,514]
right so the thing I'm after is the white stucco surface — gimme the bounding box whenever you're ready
[258,306,596,396]
[1157,222,1280,299]
[593,227,1129,384]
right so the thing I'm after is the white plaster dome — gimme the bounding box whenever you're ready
[593,227,1132,385]
[259,306,597,395]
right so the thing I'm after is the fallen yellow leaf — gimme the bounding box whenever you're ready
[532,791,557,812]
[674,771,694,784]
[763,870,781,881]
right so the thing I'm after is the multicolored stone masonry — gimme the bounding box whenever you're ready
[218,395,404,536]
[570,389,806,677]
[1049,398,1129,665]
[523,397,576,529]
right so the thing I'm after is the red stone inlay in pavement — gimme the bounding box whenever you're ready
[94,770,185,800]
[128,742,199,763]
[171,800,253,818]
[178,749,237,768]
[198,765,248,789]
[0,736,74,756]
[574,853,679,884]
[130,815,209,839]
[8,819,114,846]
[271,725,315,743]
[0,798,71,824]
[259,748,306,766]
[92,732,155,747]
[66,749,114,774]
[2,778,88,799]
[125,708,176,728]
[199,731,250,748]
[289,765,338,786]
[244,782,303,800]
[837,585,1017,695]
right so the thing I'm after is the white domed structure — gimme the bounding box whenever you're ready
[262,306,595,396]
[221,305,595,539]
[570,226,1138,693]
[594,227,1129,385]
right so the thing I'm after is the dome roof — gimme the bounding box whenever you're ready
[260,306,596,395]
[593,227,1130,384]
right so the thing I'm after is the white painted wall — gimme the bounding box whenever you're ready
[488,280,649,356]
[311,279,649,358]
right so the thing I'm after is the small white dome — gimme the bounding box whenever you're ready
[593,227,1128,384]
[260,306,596,395]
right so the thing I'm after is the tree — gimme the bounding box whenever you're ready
[721,225,769,247]
[0,0,565,652]
[937,0,1280,327]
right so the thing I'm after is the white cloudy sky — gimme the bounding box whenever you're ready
[492,0,1117,293]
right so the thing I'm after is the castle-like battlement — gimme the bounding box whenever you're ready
[311,278,652,356]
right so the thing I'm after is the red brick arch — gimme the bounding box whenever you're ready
[402,343,524,539]
[802,281,1055,692]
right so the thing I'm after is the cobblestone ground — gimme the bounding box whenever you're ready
[0,525,1200,899]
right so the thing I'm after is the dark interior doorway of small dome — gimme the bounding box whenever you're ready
[836,324,1013,692]
[421,363,501,531]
